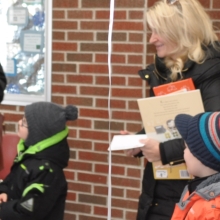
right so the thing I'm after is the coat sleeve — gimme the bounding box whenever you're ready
[160,139,185,165]
[0,162,67,220]
[0,64,7,103]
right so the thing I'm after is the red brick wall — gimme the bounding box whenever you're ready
[52,1,145,219]
[1,0,220,219]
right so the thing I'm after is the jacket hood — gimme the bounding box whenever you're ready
[184,173,220,201]
[15,127,70,169]
[197,172,220,191]
[193,173,220,201]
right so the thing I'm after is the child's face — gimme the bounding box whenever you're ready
[17,117,29,140]
[184,142,208,178]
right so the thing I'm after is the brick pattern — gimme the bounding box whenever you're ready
[54,0,145,218]
[1,0,220,220]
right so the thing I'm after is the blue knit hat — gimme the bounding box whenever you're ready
[175,112,220,172]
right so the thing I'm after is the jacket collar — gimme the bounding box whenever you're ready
[15,127,69,162]
[179,173,220,207]
[195,173,220,200]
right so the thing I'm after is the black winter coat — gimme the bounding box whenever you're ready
[136,45,220,220]
[0,129,70,220]
[0,64,7,102]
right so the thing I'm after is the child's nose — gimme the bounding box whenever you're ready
[18,119,22,126]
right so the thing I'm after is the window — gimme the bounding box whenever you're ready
[0,0,52,105]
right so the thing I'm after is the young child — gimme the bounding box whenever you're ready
[171,112,220,220]
[0,101,78,220]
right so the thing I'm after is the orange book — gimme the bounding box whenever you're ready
[153,78,195,96]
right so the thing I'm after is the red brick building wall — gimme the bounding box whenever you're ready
[1,0,220,219]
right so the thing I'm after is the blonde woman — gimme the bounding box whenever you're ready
[123,0,220,219]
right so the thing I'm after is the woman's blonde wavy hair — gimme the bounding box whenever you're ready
[146,0,219,81]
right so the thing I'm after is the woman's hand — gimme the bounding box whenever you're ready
[0,193,7,203]
[120,130,142,156]
[140,138,161,162]
[125,147,142,157]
